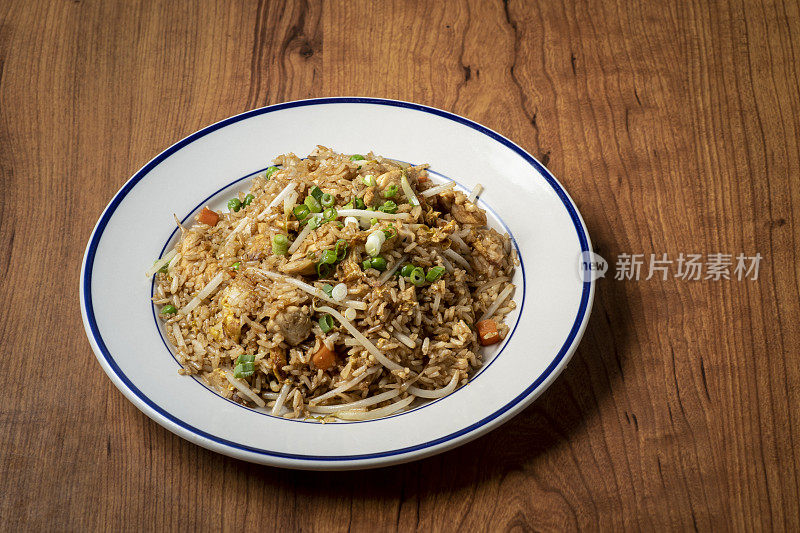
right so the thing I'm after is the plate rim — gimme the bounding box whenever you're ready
[79,97,595,468]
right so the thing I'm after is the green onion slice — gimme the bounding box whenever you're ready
[379,200,397,214]
[322,207,338,222]
[410,267,425,286]
[320,250,337,265]
[321,193,335,208]
[293,204,310,220]
[319,314,334,333]
[304,196,322,213]
[306,213,323,230]
[335,239,348,261]
[234,362,254,379]
[321,283,334,297]
[236,354,256,364]
[426,266,446,282]
[382,224,396,239]
[272,234,289,255]
[317,261,333,278]
[370,256,387,271]
[264,166,279,179]
[309,186,324,201]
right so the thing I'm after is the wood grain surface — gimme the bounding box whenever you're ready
[1,0,799,530]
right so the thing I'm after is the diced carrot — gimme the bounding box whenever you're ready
[198,207,220,226]
[312,343,337,371]
[418,173,429,183]
[476,319,501,346]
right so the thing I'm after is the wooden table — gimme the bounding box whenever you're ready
[2,0,798,530]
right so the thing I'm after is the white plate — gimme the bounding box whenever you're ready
[80,98,594,470]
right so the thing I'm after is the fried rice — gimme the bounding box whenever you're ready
[148,147,517,421]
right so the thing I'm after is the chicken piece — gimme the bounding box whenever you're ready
[338,257,367,284]
[466,228,506,267]
[269,346,288,380]
[244,234,271,261]
[417,220,456,245]
[450,203,487,226]
[423,206,441,226]
[436,190,455,212]
[217,278,254,342]
[279,257,317,276]
[220,280,250,312]
[376,169,401,188]
[222,314,241,342]
[363,188,376,206]
[179,232,200,256]
[269,306,312,346]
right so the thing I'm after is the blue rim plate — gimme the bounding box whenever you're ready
[80,98,594,470]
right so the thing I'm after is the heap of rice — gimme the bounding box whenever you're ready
[150,147,517,421]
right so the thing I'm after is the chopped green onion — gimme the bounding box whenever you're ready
[321,249,337,264]
[305,196,322,213]
[378,200,397,214]
[306,213,323,230]
[321,283,334,297]
[321,193,335,208]
[242,194,255,206]
[228,198,242,212]
[293,204,310,220]
[400,264,415,277]
[370,256,387,271]
[264,166,279,179]
[426,266,446,282]
[343,200,353,209]
[234,361,255,379]
[272,234,289,255]
[383,185,398,198]
[319,314,335,333]
[231,262,241,271]
[157,262,169,274]
[160,304,177,315]
[322,207,338,222]
[382,224,396,239]
[350,154,365,161]
[370,217,378,226]
[317,261,333,278]
[309,186,324,201]
[236,354,256,364]
[335,239,348,261]
[362,257,387,272]
[362,175,377,187]
[353,197,366,210]
[410,267,425,286]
